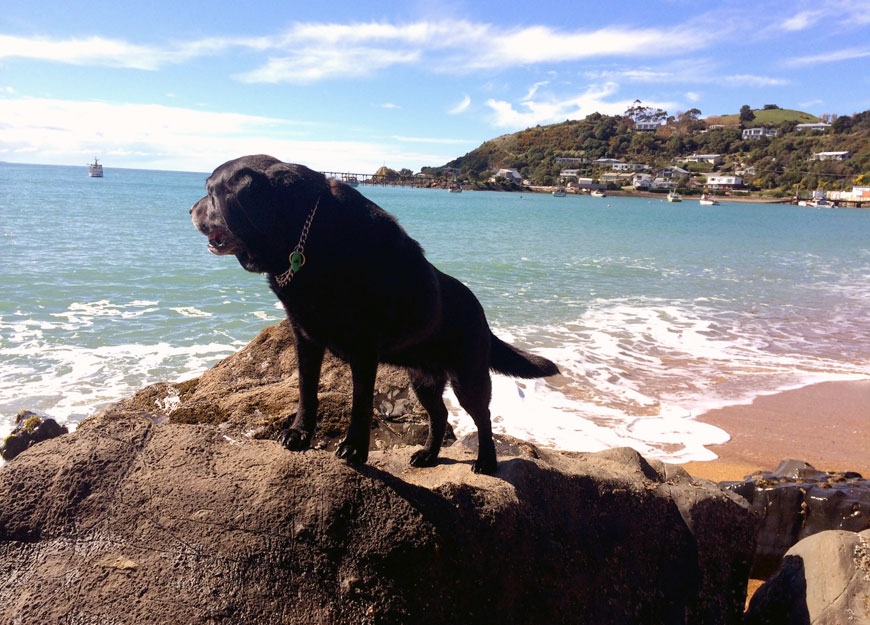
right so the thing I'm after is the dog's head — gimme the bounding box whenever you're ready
[191,154,329,274]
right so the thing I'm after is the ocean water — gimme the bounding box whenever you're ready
[2,162,869,463]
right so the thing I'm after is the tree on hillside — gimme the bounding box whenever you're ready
[625,99,668,125]
[675,108,704,134]
[739,105,755,124]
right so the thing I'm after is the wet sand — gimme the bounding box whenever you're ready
[684,379,870,482]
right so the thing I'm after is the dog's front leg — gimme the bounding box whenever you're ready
[336,358,377,467]
[277,333,324,451]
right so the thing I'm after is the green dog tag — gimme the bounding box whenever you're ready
[289,251,306,272]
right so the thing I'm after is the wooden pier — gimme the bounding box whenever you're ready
[320,171,431,188]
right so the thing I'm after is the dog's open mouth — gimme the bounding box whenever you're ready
[206,227,236,255]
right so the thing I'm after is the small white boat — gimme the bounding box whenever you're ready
[552,186,567,197]
[590,189,606,198]
[88,157,103,178]
[666,191,682,202]
[448,184,462,193]
[699,193,719,206]
[806,198,831,208]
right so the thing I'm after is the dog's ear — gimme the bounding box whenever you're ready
[221,168,277,237]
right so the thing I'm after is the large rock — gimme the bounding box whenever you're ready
[0,411,68,461]
[117,320,441,451]
[723,459,870,579]
[0,323,759,624]
[744,529,870,625]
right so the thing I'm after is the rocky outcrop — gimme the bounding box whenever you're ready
[0,413,755,625]
[0,410,68,461]
[116,320,442,452]
[0,323,759,624]
[722,459,870,579]
[744,529,870,625]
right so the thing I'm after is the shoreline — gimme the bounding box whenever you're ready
[684,379,870,482]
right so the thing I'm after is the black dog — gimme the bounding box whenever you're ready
[191,155,558,474]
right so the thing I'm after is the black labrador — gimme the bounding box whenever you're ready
[190,155,559,474]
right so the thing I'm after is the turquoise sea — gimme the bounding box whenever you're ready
[2,161,869,463]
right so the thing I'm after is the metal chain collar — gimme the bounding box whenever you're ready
[273,197,320,288]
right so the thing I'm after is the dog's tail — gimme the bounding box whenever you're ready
[489,334,560,379]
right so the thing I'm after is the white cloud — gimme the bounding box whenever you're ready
[722,74,789,87]
[785,46,870,66]
[780,11,824,31]
[0,20,717,84]
[485,82,647,128]
[448,95,471,114]
[0,97,453,173]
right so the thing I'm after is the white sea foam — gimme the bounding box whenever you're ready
[459,297,870,464]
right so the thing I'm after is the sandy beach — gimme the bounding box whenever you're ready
[684,379,870,482]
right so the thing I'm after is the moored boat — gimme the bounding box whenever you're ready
[699,192,719,205]
[666,191,682,202]
[552,186,567,197]
[590,189,606,198]
[448,183,462,193]
[88,157,103,178]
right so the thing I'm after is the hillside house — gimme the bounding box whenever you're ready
[635,122,661,132]
[810,151,850,162]
[593,158,624,168]
[705,175,743,190]
[612,162,647,172]
[796,123,831,132]
[656,166,689,180]
[555,157,589,165]
[632,173,654,190]
[742,127,778,140]
[492,168,523,182]
[680,154,723,166]
[601,172,635,185]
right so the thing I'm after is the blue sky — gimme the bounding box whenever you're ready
[1,0,868,174]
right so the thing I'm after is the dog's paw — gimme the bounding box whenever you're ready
[336,442,368,467]
[471,456,498,475]
[276,428,311,451]
[409,448,439,468]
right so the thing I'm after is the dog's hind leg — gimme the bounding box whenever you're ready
[450,370,497,475]
[336,357,378,467]
[277,333,324,451]
[408,370,449,468]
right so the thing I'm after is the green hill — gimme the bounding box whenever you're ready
[430,107,869,196]
[711,107,820,126]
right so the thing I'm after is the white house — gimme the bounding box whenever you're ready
[492,168,523,182]
[632,173,654,189]
[742,127,778,140]
[593,158,624,168]
[810,151,850,162]
[705,175,743,189]
[635,122,660,132]
[681,154,723,166]
[612,162,647,172]
[656,166,689,179]
[796,123,831,132]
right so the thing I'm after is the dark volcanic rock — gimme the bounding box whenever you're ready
[0,410,68,461]
[722,459,870,579]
